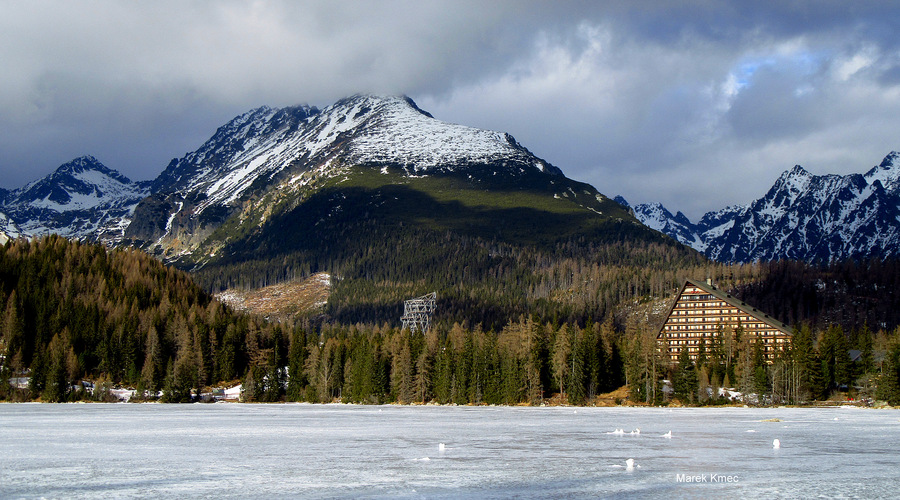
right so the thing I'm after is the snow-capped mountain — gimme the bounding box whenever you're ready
[150,95,559,206]
[628,201,707,253]
[1,94,643,270]
[125,94,587,262]
[1,156,150,244]
[623,151,900,263]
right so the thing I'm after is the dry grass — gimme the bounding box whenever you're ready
[216,272,331,320]
[591,386,632,407]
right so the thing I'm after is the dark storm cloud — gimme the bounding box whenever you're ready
[420,2,900,217]
[1,1,899,218]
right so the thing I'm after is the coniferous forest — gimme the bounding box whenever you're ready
[1,235,900,406]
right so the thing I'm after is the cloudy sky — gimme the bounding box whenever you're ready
[2,1,899,218]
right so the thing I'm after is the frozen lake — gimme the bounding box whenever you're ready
[1,404,897,499]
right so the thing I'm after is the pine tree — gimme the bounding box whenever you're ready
[42,332,70,403]
[395,333,415,403]
[856,325,874,378]
[28,347,47,399]
[1,291,25,376]
[831,326,851,389]
[567,327,586,405]
[141,325,163,394]
[792,324,823,400]
[414,343,433,403]
[695,335,708,371]
[624,317,661,403]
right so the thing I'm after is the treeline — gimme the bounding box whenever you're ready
[625,320,900,406]
[251,317,624,405]
[194,211,900,339]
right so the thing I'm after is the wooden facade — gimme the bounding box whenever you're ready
[657,279,792,363]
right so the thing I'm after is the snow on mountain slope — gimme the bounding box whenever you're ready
[343,96,558,175]
[629,201,707,252]
[127,94,565,259]
[151,95,559,216]
[626,151,900,263]
[0,211,21,244]
[864,151,900,194]
[2,156,149,244]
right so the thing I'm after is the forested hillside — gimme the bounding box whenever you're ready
[0,237,628,403]
[190,168,709,330]
[0,236,259,401]
[2,236,900,406]
[731,259,900,332]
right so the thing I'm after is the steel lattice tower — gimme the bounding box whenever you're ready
[400,292,436,333]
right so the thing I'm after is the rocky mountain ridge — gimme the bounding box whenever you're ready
[0,155,150,244]
[122,94,602,265]
[623,152,900,263]
[0,95,634,268]
[0,96,570,249]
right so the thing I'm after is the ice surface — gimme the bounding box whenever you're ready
[0,405,897,499]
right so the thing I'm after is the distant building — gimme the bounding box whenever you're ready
[656,279,792,363]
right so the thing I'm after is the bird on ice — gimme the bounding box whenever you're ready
[773,439,781,449]
[662,430,672,438]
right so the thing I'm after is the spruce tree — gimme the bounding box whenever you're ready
[673,347,697,404]
[568,328,586,405]
[286,328,308,401]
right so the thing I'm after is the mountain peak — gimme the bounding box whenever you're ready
[54,155,132,184]
[324,94,564,177]
[60,154,101,170]
[880,151,899,168]
[766,164,813,203]
[16,156,135,203]
[864,151,900,194]
[150,93,565,215]
[2,156,149,243]
[125,94,583,260]
[783,164,811,180]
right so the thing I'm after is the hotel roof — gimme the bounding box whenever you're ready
[657,278,793,337]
